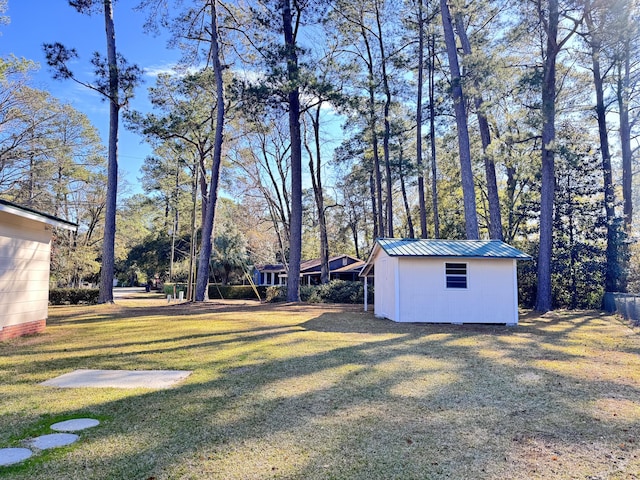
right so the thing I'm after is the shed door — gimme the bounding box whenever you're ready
[376,257,394,320]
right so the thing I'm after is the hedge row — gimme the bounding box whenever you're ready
[163,284,266,300]
[48,282,370,305]
[49,288,100,305]
[266,280,373,304]
[208,285,267,300]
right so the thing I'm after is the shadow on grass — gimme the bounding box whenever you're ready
[1,304,639,479]
[48,298,270,325]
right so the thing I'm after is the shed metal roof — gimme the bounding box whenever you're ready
[377,238,531,259]
[360,238,531,277]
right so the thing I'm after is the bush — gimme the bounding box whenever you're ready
[265,286,287,302]
[300,285,322,303]
[49,288,99,305]
[317,280,370,303]
[266,280,373,304]
[164,284,267,300]
[207,285,266,300]
[164,283,188,297]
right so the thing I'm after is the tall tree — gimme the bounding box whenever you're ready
[44,0,141,303]
[453,6,503,240]
[427,22,440,238]
[373,0,397,237]
[328,1,385,238]
[412,0,429,238]
[534,0,581,312]
[126,70,219,227]
[195,0,226,301]
[440,0,479,239]
[303,104,331,283]
[582,0,620,295]
[281,0,303,301]
[552,124,606,309]
[609,0,639,233]
[137,0,229,301]
[228,113,293,265]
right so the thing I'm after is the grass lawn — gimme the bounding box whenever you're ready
[1,294,639,479]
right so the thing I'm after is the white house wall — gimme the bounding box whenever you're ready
[0,211,52,333]
[396,257,518,324]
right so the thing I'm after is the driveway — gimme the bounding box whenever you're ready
[113,287,147,299]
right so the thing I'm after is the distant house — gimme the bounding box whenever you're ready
[0,200,77,341]
[254,254,364,286]
[360,238,531,325]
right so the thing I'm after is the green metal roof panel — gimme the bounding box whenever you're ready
[376,238,531,259]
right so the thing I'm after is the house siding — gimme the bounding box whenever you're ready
[0,211,52,340]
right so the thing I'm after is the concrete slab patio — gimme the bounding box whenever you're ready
[40,369,192,389]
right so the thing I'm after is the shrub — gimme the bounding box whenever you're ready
[207,285,266,300]
[317,280,369,303]
[265,286,287,302]
[164,284,267,300]
[49,288,99,305]
[164,283,188,297]
[265,281,373,304]
[300,285,322,303]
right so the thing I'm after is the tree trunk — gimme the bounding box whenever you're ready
[618,38,633,232]
[440,0,479,240]
[585,3,618,295]
[98,0,119,304]
[415,0,428,238]
[195,0,225,302]
[505,163,517,243]
[428,27,440,239]
[535,0,559,313]
[360,20,384,239]
[369,172,378,241]
[186,160,198,301]
[198,154,209,228]
[454,12,503,240]
[399,145,415,238]
[282,0,302,302]
[374,0,394,238]
[305,106,330,284]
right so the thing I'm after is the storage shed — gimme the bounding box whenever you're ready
[360,238,531,325]
[0,200,77,341]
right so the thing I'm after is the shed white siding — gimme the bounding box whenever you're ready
[0,211,53,339]
[374,254,398,321]
[372,248,520,325]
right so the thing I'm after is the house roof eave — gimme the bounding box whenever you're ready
[0,199,78,231]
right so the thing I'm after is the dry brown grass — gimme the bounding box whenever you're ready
[0,295,639,479]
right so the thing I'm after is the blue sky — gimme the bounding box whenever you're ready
[1,1,179,196]
[2,1,346,201]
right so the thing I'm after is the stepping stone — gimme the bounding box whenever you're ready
[0,448,32,466]
[50,418,100,432]
[29,433,79,450]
